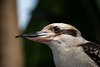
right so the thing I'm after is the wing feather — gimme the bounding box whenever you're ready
[79,42,100,66]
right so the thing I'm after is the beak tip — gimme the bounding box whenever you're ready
[15,35,23,38]
[15,36,19,38]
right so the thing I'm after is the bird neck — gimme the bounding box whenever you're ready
[46,36,92,67]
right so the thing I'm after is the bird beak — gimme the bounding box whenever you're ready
[15,31,54,42]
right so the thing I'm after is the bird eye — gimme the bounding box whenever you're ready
[51,26,61,33]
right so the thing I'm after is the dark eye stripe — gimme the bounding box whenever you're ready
[51,26,77,37]
[66,29,77,37]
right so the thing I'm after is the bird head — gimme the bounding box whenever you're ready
[16,23,86,47]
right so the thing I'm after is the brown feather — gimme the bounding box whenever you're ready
[79,42,100,66]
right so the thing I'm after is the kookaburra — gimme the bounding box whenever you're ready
[16,23,100,67]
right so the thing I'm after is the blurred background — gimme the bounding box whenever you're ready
[0,0,100,67]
